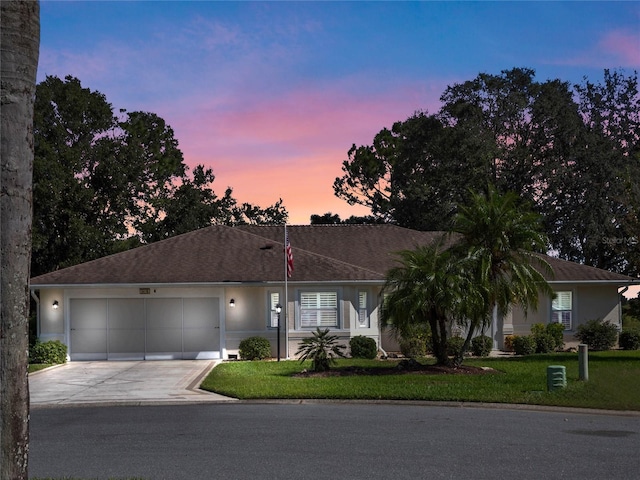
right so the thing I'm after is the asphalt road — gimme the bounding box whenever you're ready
[30,402,639,480]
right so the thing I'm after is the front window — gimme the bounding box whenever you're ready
[300,291,338,328]
[552,291,572,330]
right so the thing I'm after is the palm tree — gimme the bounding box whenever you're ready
[381,241,478,365]
[295,328,346,372]
[450,186,554,364]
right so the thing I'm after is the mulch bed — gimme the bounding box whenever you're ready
[292,359,498,378]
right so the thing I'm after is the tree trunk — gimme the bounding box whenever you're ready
[1,2,40,479]
[430,313,451,366]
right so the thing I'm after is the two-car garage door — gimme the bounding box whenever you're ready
[69,297,220,360]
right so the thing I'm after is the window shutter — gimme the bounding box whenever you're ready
[358,291,368,327]
[269,292,280,328]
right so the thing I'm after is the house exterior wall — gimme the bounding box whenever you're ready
[36,280,622,360]
[38,288,66,343]
[285,285,383,359]
[35,283,385,361]
[224,285,283,358]
[509,283,622,348]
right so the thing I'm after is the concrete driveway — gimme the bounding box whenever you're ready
[29,360,236,407]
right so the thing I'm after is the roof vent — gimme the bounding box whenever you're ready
[260,244,274,250]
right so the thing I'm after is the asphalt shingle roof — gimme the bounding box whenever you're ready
[29,224,637,286]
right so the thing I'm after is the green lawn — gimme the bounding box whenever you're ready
[29,363,54,373]
[201,350,640,410]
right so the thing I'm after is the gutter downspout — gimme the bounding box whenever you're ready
[31,289,40,339]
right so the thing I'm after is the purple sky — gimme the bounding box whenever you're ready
[38,1,640,226]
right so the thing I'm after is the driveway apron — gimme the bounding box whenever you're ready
[29,360,236,407]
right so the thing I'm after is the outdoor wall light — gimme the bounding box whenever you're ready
[52,300,59,309]
[229,299,235,308]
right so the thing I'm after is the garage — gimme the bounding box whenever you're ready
[69,297,220,361]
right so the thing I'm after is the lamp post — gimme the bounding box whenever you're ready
[275,303,282,362]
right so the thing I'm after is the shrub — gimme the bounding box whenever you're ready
[575,320,618,351]
[512,335,536,356]
[400,336,428,358]
[446,335,466,358]
[295,328,346,372]
[397,323,431,358]
[349,336,378,359]
[530,323,546,337]
[530,322,565,352]
[471,335,493,357]
[239,336,272,360]
[619,330,640,350]
[29,340,67,364]
[534,332,555,353]
[546,322,565,350]
[504,335,516,352]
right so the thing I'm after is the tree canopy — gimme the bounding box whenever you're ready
[32,75,287,276]
[335,68,640,276]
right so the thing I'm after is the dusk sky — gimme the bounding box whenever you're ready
[39,1,640,225]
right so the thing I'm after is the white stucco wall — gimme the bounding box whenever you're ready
[33,282,387,360]
[37,288,65,343]
[510,283,622,347]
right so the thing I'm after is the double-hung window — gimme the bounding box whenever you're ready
[358,291,369,328]
[300,291,338,328]
[552,291,572,330]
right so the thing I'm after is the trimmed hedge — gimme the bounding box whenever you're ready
[349,336,378,359]
[471,335,493,357]
[239,336,272,360]
[512,335,536,356]
[30,340,67,364]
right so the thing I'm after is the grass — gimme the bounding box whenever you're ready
[201,350,640,411]
[29,363,54,373]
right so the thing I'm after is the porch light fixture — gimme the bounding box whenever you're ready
[275,303,282,362]
[229,298,235,308]
[52,300,59,309]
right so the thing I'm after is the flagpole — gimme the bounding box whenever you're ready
[284,224,289,360]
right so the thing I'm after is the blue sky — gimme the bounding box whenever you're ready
[38,1,640,225]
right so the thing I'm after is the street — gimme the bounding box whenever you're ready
[30,402,639,479]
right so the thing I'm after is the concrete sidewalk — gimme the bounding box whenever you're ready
[29,360,237,408]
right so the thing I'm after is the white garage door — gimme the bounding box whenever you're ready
[69,297,220,361]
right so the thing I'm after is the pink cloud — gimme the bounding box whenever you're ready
[553,28,640,69]
[599,30,640,66]
[162,79,445,223]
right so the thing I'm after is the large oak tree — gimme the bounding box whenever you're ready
[335,68,640,276]
[32,75,288,276]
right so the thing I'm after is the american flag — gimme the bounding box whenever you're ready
[285,230,294,278]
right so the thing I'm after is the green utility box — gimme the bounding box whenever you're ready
[547,365,567,391]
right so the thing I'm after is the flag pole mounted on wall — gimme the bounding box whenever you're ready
[284,224,294,359]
